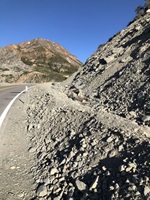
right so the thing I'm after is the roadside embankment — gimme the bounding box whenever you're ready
[26,83,150,200]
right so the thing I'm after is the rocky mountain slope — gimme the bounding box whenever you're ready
[25,10,150,200]
[0,38,82,83]
[66,10,150,127]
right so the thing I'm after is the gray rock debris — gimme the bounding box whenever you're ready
[66,12,150,127]
[26,11,150,200]
[26,82,150,200]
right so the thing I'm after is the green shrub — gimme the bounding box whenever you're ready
[21,57,33,66]
[0,68,9,71]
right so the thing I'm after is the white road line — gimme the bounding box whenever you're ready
[0,89,26,128]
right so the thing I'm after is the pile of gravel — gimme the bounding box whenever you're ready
[26,84,150,200]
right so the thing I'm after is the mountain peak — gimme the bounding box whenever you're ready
[0,38,82,83]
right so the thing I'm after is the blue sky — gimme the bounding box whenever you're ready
[0,0,144,63]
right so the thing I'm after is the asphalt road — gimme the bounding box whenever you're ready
[0,84,28,116]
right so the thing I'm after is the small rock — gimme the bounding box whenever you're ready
[83,152,88,157]
[67,151,75,161]
[75,179,87,191]
[129,111,137,118]
[126,167,132,172]
[118,145,124,151]
[123,158,128,163]
[73,162,78,168]
[27,123,34,131]
[106,136,113,143]
[102,166,107,171]
[91,140,97,146]
[59,158,66,165]
[132,185,136,190]
[36,184,47,197]
[108,149,117,158]
[52,178,58,185]
[17,192,25,198]
[119,165,126,172]
[50,167,58,175]
[110,186,114,191]
[90,176,99,190]
[10,166,16,170]
[126,163,136,172]
[144,186,150,196]
[115,183,119,189]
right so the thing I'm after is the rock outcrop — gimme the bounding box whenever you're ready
[0,38,82,83]
[26,10,150,200]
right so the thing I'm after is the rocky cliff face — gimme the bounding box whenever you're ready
[26,11,150,200]
[0,38,82,83]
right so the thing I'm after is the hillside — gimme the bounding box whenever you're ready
[66,9,150,127]
[0,38,82,83]
[24,10,150,200]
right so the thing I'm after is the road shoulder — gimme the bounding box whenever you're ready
[0,92,36,200]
